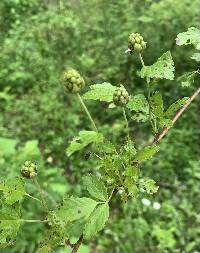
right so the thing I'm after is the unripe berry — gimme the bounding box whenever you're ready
[61,69,85,94]
[21,161,37,179]
[113,87,130,107]
[128,32,147,53]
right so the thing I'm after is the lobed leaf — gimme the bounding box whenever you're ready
[140,51,175,80]
[84,203,109,239]
[83,174,108,201]
[82,82,117,102]
[66,131,103,156]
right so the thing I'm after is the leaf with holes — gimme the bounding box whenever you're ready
[127,94,149,113]
[140,51,175,80]
[175,27,200,49]
[0,204,22,249]
[0,178,26,205]
[142,179,159,194]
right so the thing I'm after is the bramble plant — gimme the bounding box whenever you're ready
[0,27,200,253]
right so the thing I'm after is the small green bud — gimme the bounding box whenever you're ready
[61,69,85,94]
[21,161,37,179]
[113,87,129,107]
[128,32,147,53]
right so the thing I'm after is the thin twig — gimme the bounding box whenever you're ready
[153,86,200,144]
[71,234,84,253]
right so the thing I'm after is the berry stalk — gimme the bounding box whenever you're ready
[76,93,98,132]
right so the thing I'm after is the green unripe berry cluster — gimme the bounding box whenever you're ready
[21,161,37,179]
[62,69,85,93]
[128,32,147,53]
[113,87,130,107]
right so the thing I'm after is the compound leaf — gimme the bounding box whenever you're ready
[82,83,117,102]
[84,203,109,239]
[140,51,175,80]
[83,174,108,201]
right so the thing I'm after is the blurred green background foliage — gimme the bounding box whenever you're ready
[0,0,199,252]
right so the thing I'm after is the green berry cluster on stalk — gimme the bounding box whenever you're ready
[113,87,130,107]
[62,69,85,93]
[21,161,38,179]
[128,32,147,53]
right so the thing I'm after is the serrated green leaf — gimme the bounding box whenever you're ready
[165,97,188,118]
[0,178,25,205]
[127,94,149,113]
[82,83,117,102]
[84,203,109,239]
[56,197,98,222]
[175,27,200,49]
[141,179,159,194]
[140,51,175,80]
[95,139,116,154]
[83,174,108,201]
[150,91,164,119]
[124,166,140,181]
[124,181,139,198]
[66,131,103,156]
[159,118,173,129]
[0,204,22,249]
[177,71,198,87]
[131,112,149,122]
[134,145,159,162]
